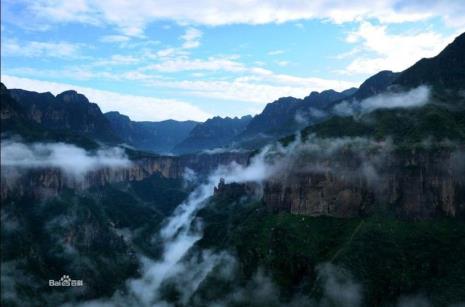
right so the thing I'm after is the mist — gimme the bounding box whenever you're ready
[73,132,460,306]
[0,140,131,178]
[75,135,385,306]
[333,86,431,116]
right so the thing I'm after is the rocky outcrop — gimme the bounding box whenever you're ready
[263,148,465,219]
[1,152,250,201]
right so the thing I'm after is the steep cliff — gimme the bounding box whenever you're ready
[1,152,250,201]
[263,148,465,219]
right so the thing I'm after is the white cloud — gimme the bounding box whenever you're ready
[100,35,130,43]
[146,56,246,73]
[341,22,457,75]
[8,1,465,36]
[2,38,83,59]
[2,75,211,121]
[148,75,357,105]
[267,49,285,56]
[141,55,357,103]
[333,86,431,116]
[181,27,202,49]
[92,54,140,66]
[1,140,131,178]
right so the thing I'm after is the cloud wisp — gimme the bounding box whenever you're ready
[333,86,431,116]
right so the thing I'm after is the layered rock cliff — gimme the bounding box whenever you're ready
[1,152,250,201]
[262,148,465,219]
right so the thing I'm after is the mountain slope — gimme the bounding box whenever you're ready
[395,32,465,89]
[105,111,198,153]
[297,32,465,143]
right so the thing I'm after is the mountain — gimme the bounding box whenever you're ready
[237,69,398,146]
[173,115,252,154]
[8,88,119,143]
[2,32,465,307]
[395,32,465,89]
[1,83,38,134]
[2,85,198,154]
[240,96,301,137]
[352,70,400,100]
[297,31,465,144]
[236,88,356,147]
[104,111,198,154]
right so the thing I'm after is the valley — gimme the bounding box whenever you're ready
[1,19,465,307]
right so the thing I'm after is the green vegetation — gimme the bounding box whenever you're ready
[307,104,465,144]
[0,174,189,305]
[196,191,465,306]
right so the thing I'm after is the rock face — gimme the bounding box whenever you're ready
[263,149,465,219]
[1,152,250,201]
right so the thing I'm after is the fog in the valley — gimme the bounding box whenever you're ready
[3,131,462,306]
[0,139,131,180]
[72,135,395,307]
[1,109,461,306]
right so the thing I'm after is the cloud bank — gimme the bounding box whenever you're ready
[1,140,131,178]
[5,1,465,36]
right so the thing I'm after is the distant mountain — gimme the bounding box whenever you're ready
[104,111,198,154]
[173,115,252,154]
[8,88,119,143]
[236,88,357,147]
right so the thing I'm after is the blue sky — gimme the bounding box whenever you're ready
[1,1,464,121]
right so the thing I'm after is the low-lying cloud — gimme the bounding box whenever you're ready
[333,86,431,116]
[1,140,131,178]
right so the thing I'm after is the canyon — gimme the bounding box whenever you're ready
[1,152,250,201]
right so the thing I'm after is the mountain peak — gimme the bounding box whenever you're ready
[394,31,465,89]
[56,90,90,104]
[354,70,399,100]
